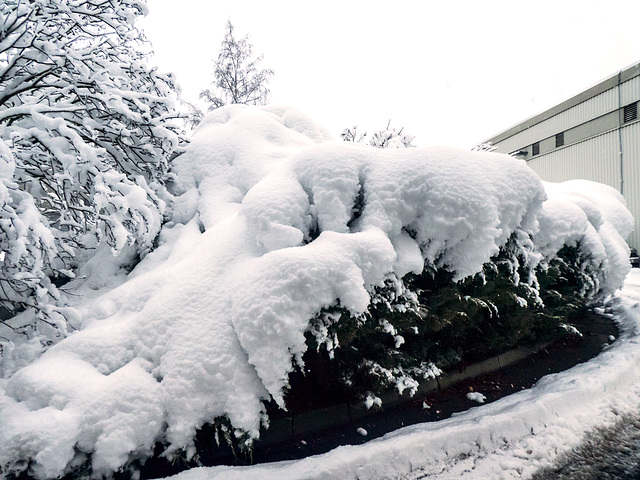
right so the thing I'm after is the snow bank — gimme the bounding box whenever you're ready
[0,105,634,478]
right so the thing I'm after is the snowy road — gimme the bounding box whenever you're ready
[531,411,640,479]
[162,269,640,480]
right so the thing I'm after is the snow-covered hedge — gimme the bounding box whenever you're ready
[0,106,633,479]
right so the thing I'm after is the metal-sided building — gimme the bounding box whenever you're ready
[484,61,640,250]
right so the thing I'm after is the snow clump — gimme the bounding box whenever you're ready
[467,391,487,404]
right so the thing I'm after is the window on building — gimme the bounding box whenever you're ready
[532,142,540,156]
[624,102,638,123]
[555,132,564,148]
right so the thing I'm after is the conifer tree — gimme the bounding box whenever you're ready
[200,20,274,111]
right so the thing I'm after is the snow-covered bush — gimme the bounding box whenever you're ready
[471,142,498,152]
[0,105,633,479]
[296,228,610,406]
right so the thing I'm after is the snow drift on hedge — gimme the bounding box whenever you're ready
[0,105,633,478]
[161,271,640,480]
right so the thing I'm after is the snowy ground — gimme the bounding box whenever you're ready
[160,269,640,480]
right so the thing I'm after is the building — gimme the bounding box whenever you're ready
[483,61,640,250]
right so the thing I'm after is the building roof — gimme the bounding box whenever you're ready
[485,61,640,145]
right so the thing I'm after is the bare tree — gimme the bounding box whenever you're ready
[200,20,274,111]
[341,121,415,148]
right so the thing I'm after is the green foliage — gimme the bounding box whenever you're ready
[290,240,600,409]
[537,243,600,316]
[194,416,256,461]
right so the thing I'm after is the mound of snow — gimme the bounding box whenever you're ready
[0,105,633,478]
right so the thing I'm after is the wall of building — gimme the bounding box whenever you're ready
[622,121,640,250]
[525,130,620,186]
[494,87,619,156]
[485,63,640,251]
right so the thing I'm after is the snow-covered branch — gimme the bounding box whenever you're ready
[0,0,184,362]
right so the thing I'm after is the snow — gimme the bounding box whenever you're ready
[466,392,486,404]
[538,180,633,299]
[156,270,640,480]
[0,139,15,178]
[0,105,635,479]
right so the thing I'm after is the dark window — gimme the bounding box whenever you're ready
[624,102,638,123]
[555,132,564,148]
[532,142,540,156]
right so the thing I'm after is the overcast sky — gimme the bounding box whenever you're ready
[142,0,640,149]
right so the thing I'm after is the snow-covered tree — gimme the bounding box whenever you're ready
[0,140,61,330]
[0,0,181,258]
[341,121,415,148]
[0,0,182,353]
[199,20,274,112]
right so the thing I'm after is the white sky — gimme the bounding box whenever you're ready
[142,0,640,148]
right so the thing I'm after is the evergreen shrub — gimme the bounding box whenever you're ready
[286,241,601,411]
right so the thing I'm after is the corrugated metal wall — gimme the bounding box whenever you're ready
[622,121,640,250]
[621,75,640,106]
[496,87,619,154]
[526,130,620,186]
